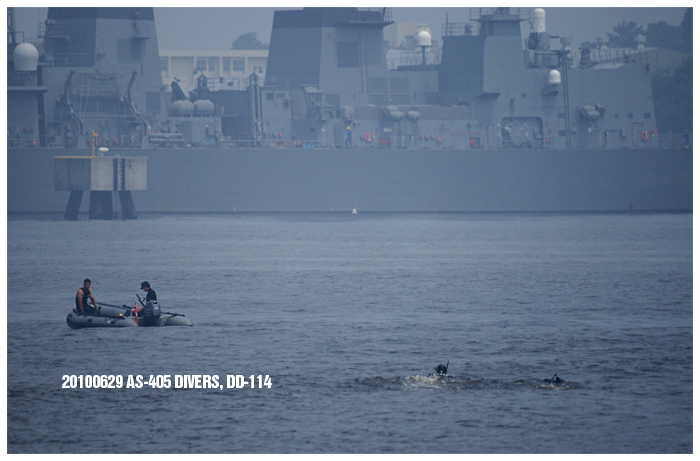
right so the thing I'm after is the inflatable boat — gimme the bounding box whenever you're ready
[66,303,192,329]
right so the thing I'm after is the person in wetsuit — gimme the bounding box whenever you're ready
[138,281,161,326]
[75,279,98,314]
[435,361,449,376]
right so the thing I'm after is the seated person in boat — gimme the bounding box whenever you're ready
[75,279,98,314]
[141,281,157,301]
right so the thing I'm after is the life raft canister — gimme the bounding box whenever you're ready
[364,132,373,143]
[641,130,649,142]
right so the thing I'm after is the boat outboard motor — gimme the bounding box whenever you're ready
[141,300,161,327]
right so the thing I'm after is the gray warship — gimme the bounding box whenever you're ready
[7,7,692,215]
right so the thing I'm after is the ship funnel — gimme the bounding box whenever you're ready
[12,43,39,71]
[532,8,545,33]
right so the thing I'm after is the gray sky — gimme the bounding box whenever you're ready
[12,6,688,52]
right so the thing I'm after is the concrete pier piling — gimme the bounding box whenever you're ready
[55,154,146,220]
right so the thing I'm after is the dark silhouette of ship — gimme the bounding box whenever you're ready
[7,7,692,214]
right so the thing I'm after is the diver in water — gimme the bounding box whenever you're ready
[542,373,564,384]
[433,361,449,376]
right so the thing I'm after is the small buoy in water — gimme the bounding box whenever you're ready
[351,207,357,214]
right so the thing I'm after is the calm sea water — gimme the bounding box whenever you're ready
[6,212,692,453]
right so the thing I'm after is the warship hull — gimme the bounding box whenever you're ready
[7,147,692,213]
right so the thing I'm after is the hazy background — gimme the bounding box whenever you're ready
[12,6,687,52]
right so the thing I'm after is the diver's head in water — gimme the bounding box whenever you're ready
[435,361,449,376]
[543,373,564,383]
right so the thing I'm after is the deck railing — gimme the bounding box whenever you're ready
[8,134,692,150]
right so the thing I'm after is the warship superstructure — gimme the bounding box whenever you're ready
[7,7,692,214]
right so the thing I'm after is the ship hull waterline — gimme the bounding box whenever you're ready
[8,147,693,213]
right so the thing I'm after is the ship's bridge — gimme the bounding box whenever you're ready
[332,8,393,28]
[443,8,530,38]
[469,7,530,22]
